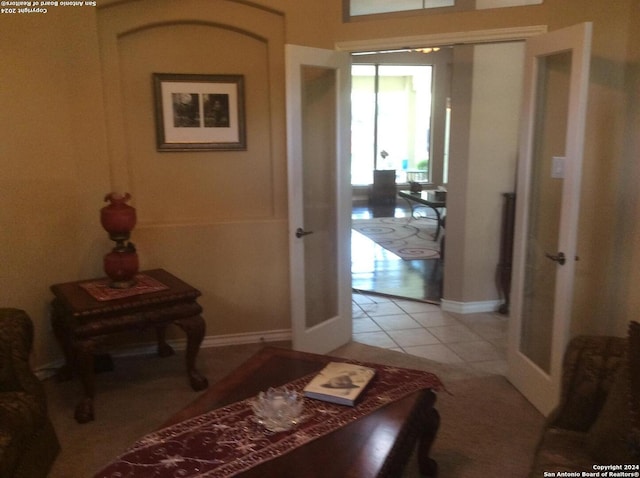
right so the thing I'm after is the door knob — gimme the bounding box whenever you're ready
[295,228,314,238]
[545,252,566,265]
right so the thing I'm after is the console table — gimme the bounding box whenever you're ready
[398,190,447,240]
[50,268,208,423]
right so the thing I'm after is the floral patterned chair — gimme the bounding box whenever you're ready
[0,308,60,478]
[529,321,640,475]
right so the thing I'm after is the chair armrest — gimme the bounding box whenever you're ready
[0,309,46,401]
[549,334,626,432]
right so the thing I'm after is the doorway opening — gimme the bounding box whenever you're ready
[349,38,528,309]
[350,48,451,303]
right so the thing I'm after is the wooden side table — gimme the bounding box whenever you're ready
[50,268,209,423]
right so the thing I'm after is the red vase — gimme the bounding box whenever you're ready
[104,244,139,289]
[100,192,137,239]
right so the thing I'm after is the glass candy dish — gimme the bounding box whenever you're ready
[251,387,303,432]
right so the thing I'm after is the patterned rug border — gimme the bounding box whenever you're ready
[352,217,441,260]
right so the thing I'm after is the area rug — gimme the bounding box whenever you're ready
[352,217,440,260]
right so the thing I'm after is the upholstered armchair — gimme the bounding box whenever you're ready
[529,322,640,475]
[0,308,60,478]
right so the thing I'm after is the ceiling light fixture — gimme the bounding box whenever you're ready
[415,47,441,54]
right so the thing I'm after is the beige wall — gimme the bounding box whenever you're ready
[1,6,112,368]
[2,0,639,370]
[445,42,524,305]
[566,0,638,337]
[621,1,640,333]
[465,42,523,301]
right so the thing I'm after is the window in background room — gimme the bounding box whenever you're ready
[351,64,433,186]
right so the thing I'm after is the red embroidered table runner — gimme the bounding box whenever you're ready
[94,362,443,478]
[80,273,169,301]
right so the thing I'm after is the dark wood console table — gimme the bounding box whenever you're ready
[50,268,208,423]
[398,190,447,240]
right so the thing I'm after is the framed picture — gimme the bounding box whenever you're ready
[153,73,246,151]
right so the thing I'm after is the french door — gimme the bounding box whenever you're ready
[508,23,592,415]
[285,44,352,353]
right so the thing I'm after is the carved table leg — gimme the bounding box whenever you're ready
[417,406,440,477]
[156,325,175,357]
[50,300,76,382]
[74,340,96,424]
[175,315,208,391]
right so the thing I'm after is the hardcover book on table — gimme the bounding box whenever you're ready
[303,362,376,406]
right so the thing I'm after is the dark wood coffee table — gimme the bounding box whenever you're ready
[162,347,440,477]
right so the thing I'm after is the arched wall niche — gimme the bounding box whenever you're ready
[97,0,287,224]
[122,20,269,43]
[93,0,292,340]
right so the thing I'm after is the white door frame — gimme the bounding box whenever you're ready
[507,22,592,416]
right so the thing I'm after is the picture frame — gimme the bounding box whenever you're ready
[153,73,246,151]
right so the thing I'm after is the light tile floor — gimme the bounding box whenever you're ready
[352,291,508,376]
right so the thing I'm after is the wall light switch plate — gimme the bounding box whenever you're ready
[552,156,565,179]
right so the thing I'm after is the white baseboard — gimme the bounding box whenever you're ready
[200,328,292,348]
[35,328,292,380]
[440,299,502,314]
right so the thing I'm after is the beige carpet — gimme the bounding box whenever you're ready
[44,341,543,477]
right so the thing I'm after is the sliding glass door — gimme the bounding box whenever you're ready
[351,64,434,185]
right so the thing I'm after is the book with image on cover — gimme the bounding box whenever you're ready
[303,362,376,406]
